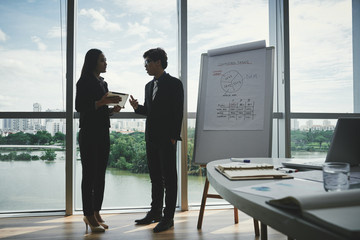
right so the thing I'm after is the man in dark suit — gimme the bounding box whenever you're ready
[129,47,184,233]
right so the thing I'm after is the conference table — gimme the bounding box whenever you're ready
[206,158,360,240]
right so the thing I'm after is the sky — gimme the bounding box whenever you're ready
[0,0,354,120]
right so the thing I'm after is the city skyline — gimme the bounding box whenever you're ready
[1,101,335,135]
[0,102,147,135]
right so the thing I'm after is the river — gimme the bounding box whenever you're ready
[0,150,326,213]
[0,151,213,213]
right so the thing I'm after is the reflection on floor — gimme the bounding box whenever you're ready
[0,209,287,240]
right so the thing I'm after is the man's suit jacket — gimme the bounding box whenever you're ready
[75,74,110,130]
[135,72,184,143]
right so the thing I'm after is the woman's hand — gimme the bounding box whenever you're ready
[96,92,122,109]
[112,105,121,113]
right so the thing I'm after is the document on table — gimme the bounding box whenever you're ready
[233,179,325,199]
[267,189,360,239]
[234,179,360,238]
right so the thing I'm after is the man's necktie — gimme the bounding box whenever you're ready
[152,80,158,101]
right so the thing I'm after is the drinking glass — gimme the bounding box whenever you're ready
[322,162,350,192]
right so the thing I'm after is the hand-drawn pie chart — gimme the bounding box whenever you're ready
[220,70,243,93]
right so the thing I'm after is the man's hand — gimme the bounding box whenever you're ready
[129,95,139,110]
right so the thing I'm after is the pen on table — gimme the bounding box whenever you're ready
[230,158,251,163]
[275,167,298,173]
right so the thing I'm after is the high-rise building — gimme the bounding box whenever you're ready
[3,119,12,130]
[291,119,300,130]
[306,120,313,129]
[46,119,65,136]
[33,103,42,130]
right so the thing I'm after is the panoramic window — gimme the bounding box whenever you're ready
[0,118,66,212]
[75,0,177,211]
[0,0,66,112]
[289,0,352,158]
[0,0,66,213]
[291,118,336,159]
[187,0,269,205]
[289,0,353,113]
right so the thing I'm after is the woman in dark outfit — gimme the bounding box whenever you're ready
[75,49,121,232]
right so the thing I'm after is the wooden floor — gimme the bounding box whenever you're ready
[0,209,287,240]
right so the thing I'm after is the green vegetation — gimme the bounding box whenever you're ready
[0,131,62,161]
[187,128,203,175]
[40,149,57,161]
[106,129,202,175]
[0,131,65,146]
[0,149,57,161]
[0,152,40,161]
[290,129,333,152]
[108,132,148,173]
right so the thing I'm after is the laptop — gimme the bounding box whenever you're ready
[282,118,360,170]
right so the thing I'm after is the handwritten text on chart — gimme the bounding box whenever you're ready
[218,60,252,66]
[216,99,256,120]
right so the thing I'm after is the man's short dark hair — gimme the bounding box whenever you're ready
[143,47,168,70]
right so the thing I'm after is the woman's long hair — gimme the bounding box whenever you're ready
[80,49,102,79]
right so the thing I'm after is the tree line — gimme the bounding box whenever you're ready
[107,129,200,175]
[0,149,57,161]
[0,131,63,161]
[0,131,65,145]
[290,129,334,152]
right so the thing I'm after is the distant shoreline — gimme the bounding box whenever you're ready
[0,145,64,150]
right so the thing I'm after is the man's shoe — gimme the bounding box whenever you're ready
[135,211,162,225]
[153,218,174,233]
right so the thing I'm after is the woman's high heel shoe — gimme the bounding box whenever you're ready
[95,212,109,229]
[98,221,109,229]
[83,216,105,233]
